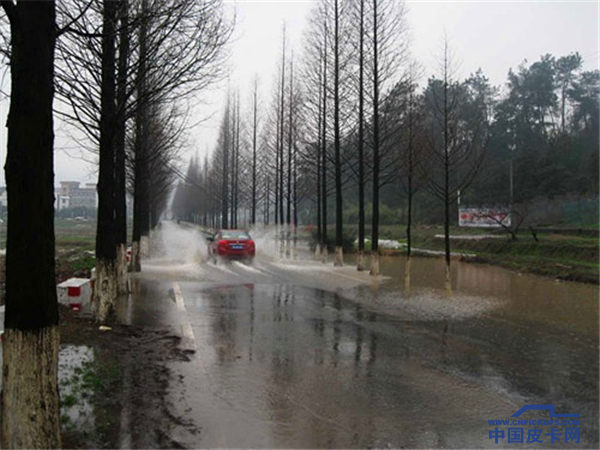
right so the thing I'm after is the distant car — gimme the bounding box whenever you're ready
[207,229,256,263]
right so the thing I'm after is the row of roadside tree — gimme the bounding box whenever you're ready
[172,0,599,283]
[0,0,232,446]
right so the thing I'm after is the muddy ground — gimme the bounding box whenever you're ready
[59,304,198,448]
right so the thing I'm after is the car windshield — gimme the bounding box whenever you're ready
[220,231,251,240]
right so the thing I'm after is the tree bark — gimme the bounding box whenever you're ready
[405,89,414,293]
[1,1,61,447]
[131,0,149,271]
[115,0,129,294]
[94,0,119,322]
[221,100,230,229]
[115,0,130,293]
[315,69,323,258]
[287,57,293,228]
[251,78,258,225]
[333,0,344,267]
[443,54,452,294]
[321,14,328,263]
[357,0,365,272]
[370,0,380,276]
[278,32,286,228]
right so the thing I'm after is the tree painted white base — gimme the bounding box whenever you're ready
[444,263,452,296]
[1,326,61,449]
[369,252,380,276]
[314,243,322,259]
[357,250,366,271]
[404,256,412,295]
[131,240,141,273]
[116,243,129,295]
[93,258,118,323]
[321,246,328,263]
[140,235,149,257]
[333,246,344,267]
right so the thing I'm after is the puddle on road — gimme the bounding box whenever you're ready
[144,223,598,448]
[182,283,598,448]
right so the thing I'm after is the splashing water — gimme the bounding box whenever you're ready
[143,222,208,277]
[247,224,312,264]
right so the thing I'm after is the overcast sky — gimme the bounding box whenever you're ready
[1,0,596,188]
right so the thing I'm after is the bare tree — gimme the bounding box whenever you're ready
[93,0,118,322]
[397,63,424,293]
[251,76,260,225]
[115,0,130,293]
[355,0,367,270]
[420,38,487,292]
[55,0,233,276]
[368,0,408,276]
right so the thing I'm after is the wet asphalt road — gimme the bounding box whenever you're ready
[128,221,599,449]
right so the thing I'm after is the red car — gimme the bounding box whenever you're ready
[207,229,256,263]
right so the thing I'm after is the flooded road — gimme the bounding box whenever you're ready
[135,222,598,448]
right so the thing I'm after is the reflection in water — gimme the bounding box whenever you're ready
[59,345,95,432]
[375,255,598,338]
[192,278,598,448]
[249,288,255,362]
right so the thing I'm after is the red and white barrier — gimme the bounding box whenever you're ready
[57,278,93,313]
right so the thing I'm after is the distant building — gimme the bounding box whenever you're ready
[0,187,6,208]
[55,192,70,210]
[1,183,97,211]
[58,181,97,209]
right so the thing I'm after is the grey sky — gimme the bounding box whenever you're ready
[1,0,595,187]
[190,0,598,164]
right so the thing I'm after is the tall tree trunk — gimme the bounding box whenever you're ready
[236,109,240,228]
[131,0,149,272]
[278,30,286,228]
[357,0,366,271]
[321,16,328,263]
[251,78,258,225]
[286,55,294,256]
[1,2,61,447]
[94,0,118,323]
[293,144,298,257]
[287,57,293,226]
[265,176,270,225]
[274,115,279,226]
[333,0,343,267]
[221,102,229,229]
[370,0,380,276]
[404,90,414,294]
[235,95,240,228]
[230,95,239,229]
[315,80,323,258]
[443,63,452,294]
[115,0,130,294]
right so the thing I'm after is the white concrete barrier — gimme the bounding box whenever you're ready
[57,278,93,314]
